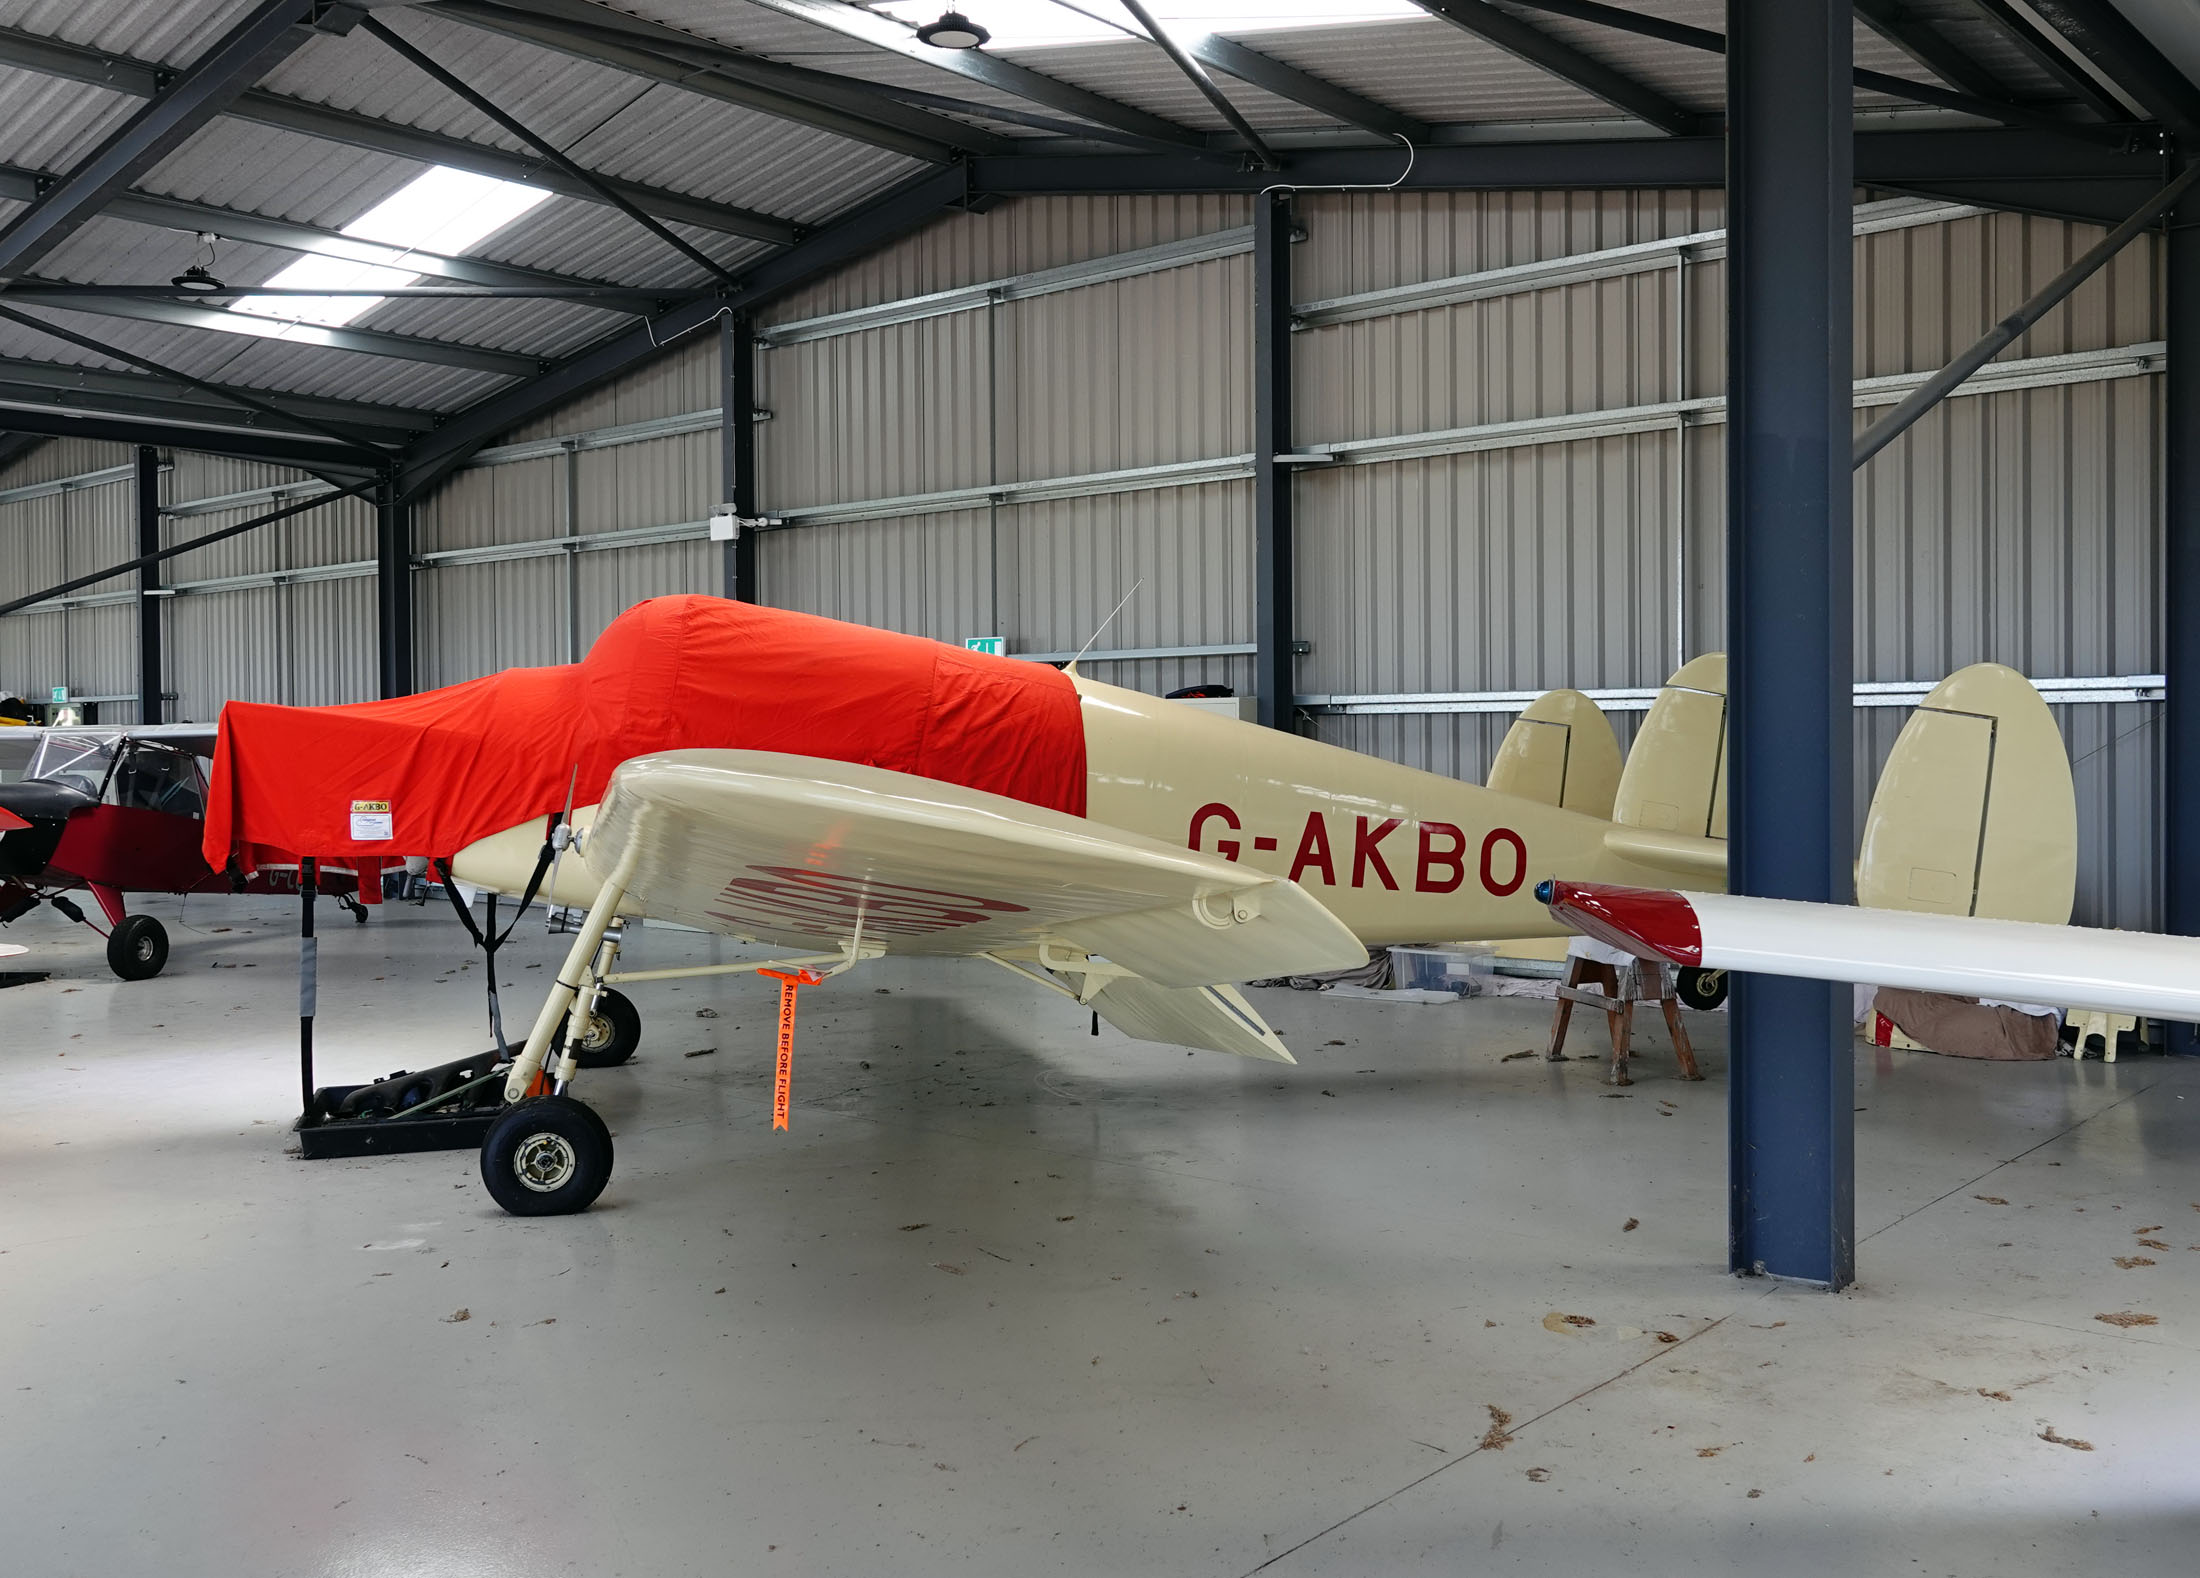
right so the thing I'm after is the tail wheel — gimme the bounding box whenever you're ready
[555,986,641,1068]
[105,915,169,981]
[481,1096,613,1216]
[1675,967,1728,1012]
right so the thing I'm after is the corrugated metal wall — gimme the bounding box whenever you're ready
[0,443,380,723]
[0,190,2168,926]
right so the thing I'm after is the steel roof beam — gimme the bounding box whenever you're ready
[1948,1,2130,122]
[0,300,398,460]
[731,0,1214,153]
[0,0,324,278]
[3,283,695,304]
[0,162,620,292]
[1,291,539,377]
[1495,0,2138,142]
[0,404,384,473]
[0,25,803,246]
[1851,0,2022,103]
[429,0,1009,160]
[0,355,435,435]
[1408,0,1701,136]
[1118,0,1280,168]
[972,128,2163,221]
[398,164,974,499]
[359,12,741,285]
[1177,33,1431,142]
[1031,1,1430,141]
[2023,0,2200,132]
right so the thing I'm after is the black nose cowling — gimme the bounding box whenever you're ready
[0,780,94,878]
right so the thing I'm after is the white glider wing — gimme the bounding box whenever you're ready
[1543,880,2200,1024]
[585,750,1366,993]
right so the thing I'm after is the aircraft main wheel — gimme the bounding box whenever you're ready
[1675,967,1728,1012]
[481,1096,613,1216]
[106,915,169,981]
[558,987,641,1069]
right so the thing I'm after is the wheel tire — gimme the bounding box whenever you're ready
[1675,967,1728,1013]
[557,987,641,1069]
[106,915,169,981]
[480,1096,613,1216]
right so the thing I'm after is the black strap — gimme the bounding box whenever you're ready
[435,820,560,1058]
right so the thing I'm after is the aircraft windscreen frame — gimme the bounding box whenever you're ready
[26,732,120,794]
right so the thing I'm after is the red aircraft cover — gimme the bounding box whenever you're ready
[202,596,1088,870]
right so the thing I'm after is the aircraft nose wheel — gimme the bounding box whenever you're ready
[105,915,169,981]
[481,1096,613,1216]
[553,986,642,1068]
[1675,967,1728,1012]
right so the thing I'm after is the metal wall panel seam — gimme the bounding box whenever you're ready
[3,340,2162,611]
[758,227,1259,345]
[1292,197,1983,327]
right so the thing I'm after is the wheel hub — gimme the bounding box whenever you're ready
[578,1011,612,1052]
[513,1131,577,1192]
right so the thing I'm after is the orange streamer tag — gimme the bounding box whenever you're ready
[758,968,825,1131]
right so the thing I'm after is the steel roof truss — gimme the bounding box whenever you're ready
[429,0,1007,160]
[0,0,325,277]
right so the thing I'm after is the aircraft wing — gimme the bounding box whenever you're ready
[0,723,220,778]
[585,750,1367,992]
[1542,879,2200,1023]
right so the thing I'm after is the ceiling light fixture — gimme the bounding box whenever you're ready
[916,9,989,47]
[171,232,224,293]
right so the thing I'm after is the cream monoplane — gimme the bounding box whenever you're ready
[203,597,2075,1215]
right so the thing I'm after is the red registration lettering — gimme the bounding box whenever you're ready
[1352,816,1402,890]
[1416,821,1466,893]
[1189,802,1242,861]
[1288,813,1336,885]
[1480,828,1527,897]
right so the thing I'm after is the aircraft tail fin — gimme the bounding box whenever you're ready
[1613,654,1728,840]
[1486,688,1621,817]
[1857,663,2077,923]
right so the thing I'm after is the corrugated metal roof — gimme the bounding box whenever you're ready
[1229,18,1615,124]
[0,0,2181,463]
[0,63,140,174]
[0,0,270,69]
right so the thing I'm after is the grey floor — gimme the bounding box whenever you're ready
[2,894,2196,1577]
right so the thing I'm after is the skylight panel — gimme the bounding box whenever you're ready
[877,0,1423,51]
[232,167,553,332]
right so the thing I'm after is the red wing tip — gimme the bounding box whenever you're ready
[1541,880,1703,967]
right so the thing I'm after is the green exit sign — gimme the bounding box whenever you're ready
[50,685,67,703]
[963,636,1006,656]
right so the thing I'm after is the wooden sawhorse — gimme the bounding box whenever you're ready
[1547,955,1703,1087]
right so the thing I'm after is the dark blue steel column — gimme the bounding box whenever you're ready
[2166,189,2200,1054]
[375,476,413,699]
[134,445,163,726]
[1253,191,1295,730]
[721,312,760,603]
[1725,0,1855,1287]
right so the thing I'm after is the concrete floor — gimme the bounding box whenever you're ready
[2,894,2196,1577]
